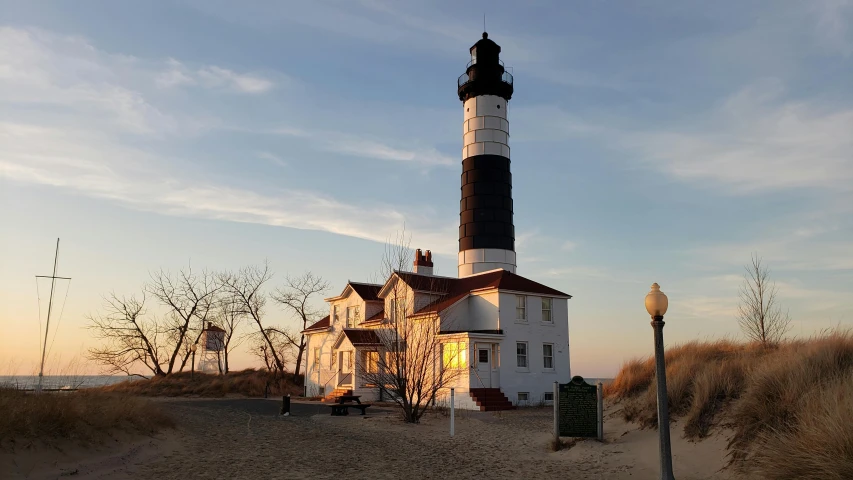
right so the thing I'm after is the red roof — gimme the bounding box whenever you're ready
[404,269,571,316]
[361,309,385,324]
[342,329,381,346]
[348,282,382,301]
[303,315,330,333]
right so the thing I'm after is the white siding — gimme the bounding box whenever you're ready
[495,292,571,404]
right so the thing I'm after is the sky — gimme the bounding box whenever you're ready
[1,0,851,378]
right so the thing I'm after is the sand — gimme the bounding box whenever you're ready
[1,399,734,479]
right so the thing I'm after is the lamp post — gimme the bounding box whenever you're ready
[190,343,198,380]
[645,283,675,480]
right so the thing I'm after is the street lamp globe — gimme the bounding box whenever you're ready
[190,343,198,353]
[645,283,669,318]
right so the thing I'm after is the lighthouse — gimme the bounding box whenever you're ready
[457,32,516,277]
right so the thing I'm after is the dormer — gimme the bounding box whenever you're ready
[324,281,383,328]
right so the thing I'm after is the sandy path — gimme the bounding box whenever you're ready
[3,399,734,479]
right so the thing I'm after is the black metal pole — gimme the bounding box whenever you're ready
[191,351,196,381]
[652,316,675,480]
[281,394,291,416]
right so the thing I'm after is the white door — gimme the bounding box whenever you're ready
[339,351,353,386]
[476,346,492,388]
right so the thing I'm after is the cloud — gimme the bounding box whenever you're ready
[523,78,853,197]
[0,27,180,135]
[156,59,274,93]
[0,121,457,254]
[255,151,287,167]
[270,126,455,167]
[0,26,457,254]
[811,0,853,57]
[684,222,853,277]
[622,80,853,194]
[560,241,577,252]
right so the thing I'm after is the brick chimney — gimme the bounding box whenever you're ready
[413,248,434,275]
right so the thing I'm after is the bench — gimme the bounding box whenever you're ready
[325,403,372,416]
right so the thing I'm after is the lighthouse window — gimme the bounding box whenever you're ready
[497,105,501,109]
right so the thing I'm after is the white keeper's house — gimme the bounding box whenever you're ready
[303,32,572,410]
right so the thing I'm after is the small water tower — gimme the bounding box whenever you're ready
[198,322,226,374]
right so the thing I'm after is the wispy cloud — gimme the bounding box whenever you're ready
[270,126,455,167]
[255,151,287,167]
[623,79,853,194]
[156,59,275,93]
[561,241,578,252]
[0,121,457,253]
[811,0,853,57]
[0,26,457,253]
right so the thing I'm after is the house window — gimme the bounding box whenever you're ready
[333,305,340,324]
[516,342,528,368]
[346,306,360,328]
[478,348,489,364]
[543,343,554,369]
[518,392,529,404]
[542,297,552,323]
[364,351,379,374]
[318,386,325,397]
[543,392,554,403]
[442,342,468,369]
[516,295,527,321]
[313,348,320,368]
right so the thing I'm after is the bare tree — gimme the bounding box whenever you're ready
[88,265,220,376]
[146,267,221,374]
[738,253,792,347]
[211,297,248,374]
[248,328,294,372]
[87,293,166,377]
[357,230,462,423]
[219,263,289,373]
[272,272,330,382]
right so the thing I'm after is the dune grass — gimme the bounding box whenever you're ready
[99,369,303,398]
[0,388,173,444]
[606,330,853,479]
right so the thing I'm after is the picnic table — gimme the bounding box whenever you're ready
[326,394,371,416]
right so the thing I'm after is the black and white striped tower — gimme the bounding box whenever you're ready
[457,32,515,277]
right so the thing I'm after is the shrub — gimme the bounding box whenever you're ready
[98,369,302,398]
[0,388,173,443]
[607,330,853,478]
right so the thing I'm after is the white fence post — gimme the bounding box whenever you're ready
[553,381,559,443]
[450,388,455,437]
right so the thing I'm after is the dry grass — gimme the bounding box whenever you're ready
[0,388,173,444]
[607,330,853,479]
[98,369,303,398]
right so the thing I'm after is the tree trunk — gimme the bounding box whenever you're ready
[224,345,230,373]
[294,335,306,384]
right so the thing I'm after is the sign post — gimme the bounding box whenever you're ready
[553,381,559,443]
[450,388,455,438]
[597,382,604,440]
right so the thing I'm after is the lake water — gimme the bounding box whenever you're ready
[0,375,139,390]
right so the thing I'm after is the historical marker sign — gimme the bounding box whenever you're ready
[558,376,599,438]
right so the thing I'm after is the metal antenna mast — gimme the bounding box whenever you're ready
[35,238,71,393]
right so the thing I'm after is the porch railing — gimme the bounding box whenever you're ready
[470,365,489,389]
